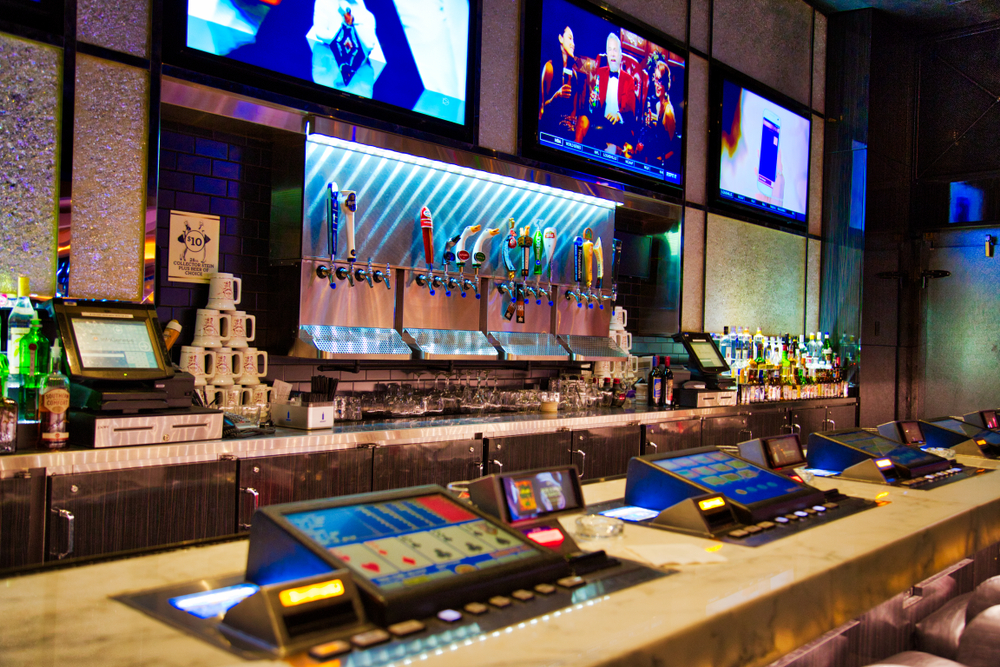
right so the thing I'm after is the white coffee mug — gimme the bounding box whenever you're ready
[249,384,273,406]
[192,309,232,349]
[227,310,256,348]
[223,386,253,409]
[613,306,627,328]
[237,347,268,386]
[179,346,217,387]
[206,272,242,311]
[212,347,244,387]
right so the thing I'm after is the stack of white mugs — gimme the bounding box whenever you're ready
[179,272,272,416]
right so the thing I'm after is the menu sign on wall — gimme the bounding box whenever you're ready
[168,210,220,284]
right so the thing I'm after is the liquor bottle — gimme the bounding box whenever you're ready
[660,357,673,408]
[0,354,16,453]
[6,276,35,390]
[648,355,662,407]
[17,318,49,422]
[822,333,833,367]
[720,326,731,364]
[753,328,765,363]
[38,340,69,450]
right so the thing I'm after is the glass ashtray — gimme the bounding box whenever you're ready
[575,514,624,539]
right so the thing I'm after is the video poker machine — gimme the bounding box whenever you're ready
[738,433,809,482]
[117,484,666,663]
[807,429,989,488]
[587,447,873,546]
[963,409,999,431]
[918,417,1000,459]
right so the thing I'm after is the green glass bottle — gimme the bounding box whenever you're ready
[17,319,49,422]
[0,354,16,453]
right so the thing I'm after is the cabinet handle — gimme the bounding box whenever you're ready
[239,487,260,530]
[823,418,836,430]
[739,429,753,440]
[792,423,802,434]
[573,450,586,478]
[647,440,658,452]
[50,508,74,560]
[492,459,504,474]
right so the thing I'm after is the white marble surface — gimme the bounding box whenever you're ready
[3,470,999,667]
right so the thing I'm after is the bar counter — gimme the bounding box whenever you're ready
[3,458,1000,667]
[0,399,856,476]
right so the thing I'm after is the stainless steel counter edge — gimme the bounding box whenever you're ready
[0,398,856,476]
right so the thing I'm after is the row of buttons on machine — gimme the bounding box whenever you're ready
[308,576,587,661]
[727,502,839,539]
[900,468,963,487]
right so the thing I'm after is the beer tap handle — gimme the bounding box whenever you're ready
[373,262,391,290]
[335,265,354,287]
[328,184,339,261]
[342,191,357,263]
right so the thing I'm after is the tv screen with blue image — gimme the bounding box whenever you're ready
[184,0,469,126]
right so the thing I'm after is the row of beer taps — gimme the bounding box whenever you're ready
[314,188,620,312]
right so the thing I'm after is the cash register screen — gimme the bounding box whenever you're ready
[284,494,539,592]
[690,340,727,371]
[72,318,159,369]
[653,451,803,505]
[502,469,580,522]
[763,435,805,467]
[833,430,943,468]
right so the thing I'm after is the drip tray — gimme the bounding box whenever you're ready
[488,332,569,361]
[559,335,628,362]
[292,326,412,360]
[403,328,498,360]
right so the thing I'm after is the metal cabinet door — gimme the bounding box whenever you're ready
[701,415,750,448]
[237,448,374,531]
[373,440,482,492]
[789,406,828,441]
[746,407,791,441]
[826,405,857,432]
[643,419,702,456]
[572,425,641,480]
[485,432,573,477]
[0,473,42,570]
[47,460,238,562]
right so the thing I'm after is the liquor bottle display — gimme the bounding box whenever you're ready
[713,328,855,404]
[37,340,69,450]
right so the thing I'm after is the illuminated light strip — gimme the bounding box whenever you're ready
[170,584,259,612]
[875,458,893,470]
[278,579,345,607]
[306,133,620,210]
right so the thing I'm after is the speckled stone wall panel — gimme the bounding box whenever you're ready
[711,0,813,105]
[808,114,824,236]
[806,237,821,333]
[682,207,705,331]
[605,0,687,44]
[70,55,149,301]
[685,54,709,205]
[0,33,61,297]
[689,0,710,54]
[923,227,1000,417]
[812,11,826,114]
[704,214,805,333]
[77,0,151,58]
[477,0,519,155]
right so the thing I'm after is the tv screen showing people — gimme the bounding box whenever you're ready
[184,0,470,125]
[717,78,810,224]
[535,0,685,186]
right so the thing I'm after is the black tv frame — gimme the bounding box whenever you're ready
[707,62,813,231]
[161,0,481,145]
[518,0,688,198]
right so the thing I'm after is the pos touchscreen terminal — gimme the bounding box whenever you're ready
[671,332,737,407]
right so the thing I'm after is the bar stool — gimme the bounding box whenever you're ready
[860,651,967,666]
[914,592,972,660]
[955,605,1000,667]
[962,575,1000,623]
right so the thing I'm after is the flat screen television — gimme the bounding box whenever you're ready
[164,0,476,142]
[710,67,811,226]
[521,0,686,191]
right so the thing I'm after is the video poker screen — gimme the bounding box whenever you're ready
[503,469,580,522]
[184,0,469,126]
[285,495,539,592]
[717,78,810,224]
[899,421,925,444]
[764,435,805,468]
[930,419,1000,445]
[832,431,945,469]
[532,0,685,186]
[653,451,803,505]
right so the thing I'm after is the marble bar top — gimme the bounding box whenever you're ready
[1,462,996,667]
[0,398,856,477]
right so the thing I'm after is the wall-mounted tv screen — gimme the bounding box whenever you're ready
[521,0,686,189]
[711,71,811,225]
[167,0,474,139]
